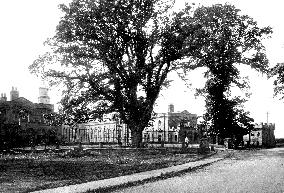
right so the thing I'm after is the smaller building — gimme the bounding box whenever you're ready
[143,104,199,146]
[243,123,276,147]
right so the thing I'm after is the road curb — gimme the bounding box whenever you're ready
[32,154,224,193]
[94,157,224,193]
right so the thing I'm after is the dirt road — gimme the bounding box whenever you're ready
[113,148,284,193]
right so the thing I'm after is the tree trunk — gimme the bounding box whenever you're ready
[248,129,251,148]
[128,121,146,148]
[131,129,143,148]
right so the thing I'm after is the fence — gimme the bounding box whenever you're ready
[61,121,200,147]
[61,121,132,146]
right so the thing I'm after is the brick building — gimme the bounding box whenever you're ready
[143,104,199,147]
[0,87,56,148]
[243,123,276,147]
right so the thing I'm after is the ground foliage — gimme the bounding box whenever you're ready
[0,148,206,192]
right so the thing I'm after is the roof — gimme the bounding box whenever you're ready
[0,97,53,113]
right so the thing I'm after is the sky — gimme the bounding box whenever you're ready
[0,0,284,138]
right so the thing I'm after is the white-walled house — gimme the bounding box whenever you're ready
[60,104,199,147]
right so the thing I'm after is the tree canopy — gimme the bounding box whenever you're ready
[30,1,272,147]
[29,0,199,147]
[181,4,272,141]
[270,63,284,99]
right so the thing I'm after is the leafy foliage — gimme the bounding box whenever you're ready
[29,0,200,147]
[270,63,284,99]
[181,4,272,140]
[30,2,271,146]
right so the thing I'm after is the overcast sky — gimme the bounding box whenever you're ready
[0,0,284,137]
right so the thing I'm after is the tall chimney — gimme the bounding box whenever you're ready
[0,93,7,101]
[10,87,19,101]
[168,104,174,113]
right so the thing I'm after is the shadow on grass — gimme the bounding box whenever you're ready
[0,147,213,192]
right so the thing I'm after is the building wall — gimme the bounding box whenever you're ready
[60,104,199,146]
[60,110,199,146]
[0,87,55,148]
[243,123,276,147]
[143,110,198,144]
[243,130,262,146]
[38,87,50,104]
[61,120,131,146]
[143,113,176,143]
[261,124,276,147]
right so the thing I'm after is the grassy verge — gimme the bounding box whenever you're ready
[0,147,215,193]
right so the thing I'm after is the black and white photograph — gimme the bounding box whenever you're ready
[0,0,283,192]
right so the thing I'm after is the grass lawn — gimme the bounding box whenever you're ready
[0,147,212,193]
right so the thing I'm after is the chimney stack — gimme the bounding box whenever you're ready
[168,104,174,113]
[0,93,7,101]
[10,86,19,101]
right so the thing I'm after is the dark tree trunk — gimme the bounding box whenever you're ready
[131,128,143,148]
[120,91,156,148]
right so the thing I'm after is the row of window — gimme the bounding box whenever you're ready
[143,132,179,142]
[62,124,129,143]
[62,125,187,144]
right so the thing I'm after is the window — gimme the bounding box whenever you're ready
[158,135,162,142]
[144,134,148,142]
[158,120,162,131]
[107,129,110,142]
[98,129,101,141]
[94,129,97,142]
[168,134,172,142]
[103,127,106,141]
[112,129,115,142]
[175,135,178,142]
[90,128,93,141]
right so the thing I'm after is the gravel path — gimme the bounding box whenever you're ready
[113,148,284,193]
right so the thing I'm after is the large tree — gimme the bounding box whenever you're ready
[29,0,199,147]
[182,4,272,141]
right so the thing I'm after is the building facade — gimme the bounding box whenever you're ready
[38,87,50,104]
[0,87,56,148]
[243,123,276,147]
[142,105,199,145]
[61,120,131,146]
[61,104,199,147]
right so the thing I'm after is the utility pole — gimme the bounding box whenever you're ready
[164,113,165,140]
[266,112,269,124]
[163,113,166,147]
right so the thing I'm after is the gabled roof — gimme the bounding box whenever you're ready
[13,97,34,105]
[0,97,53,113]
